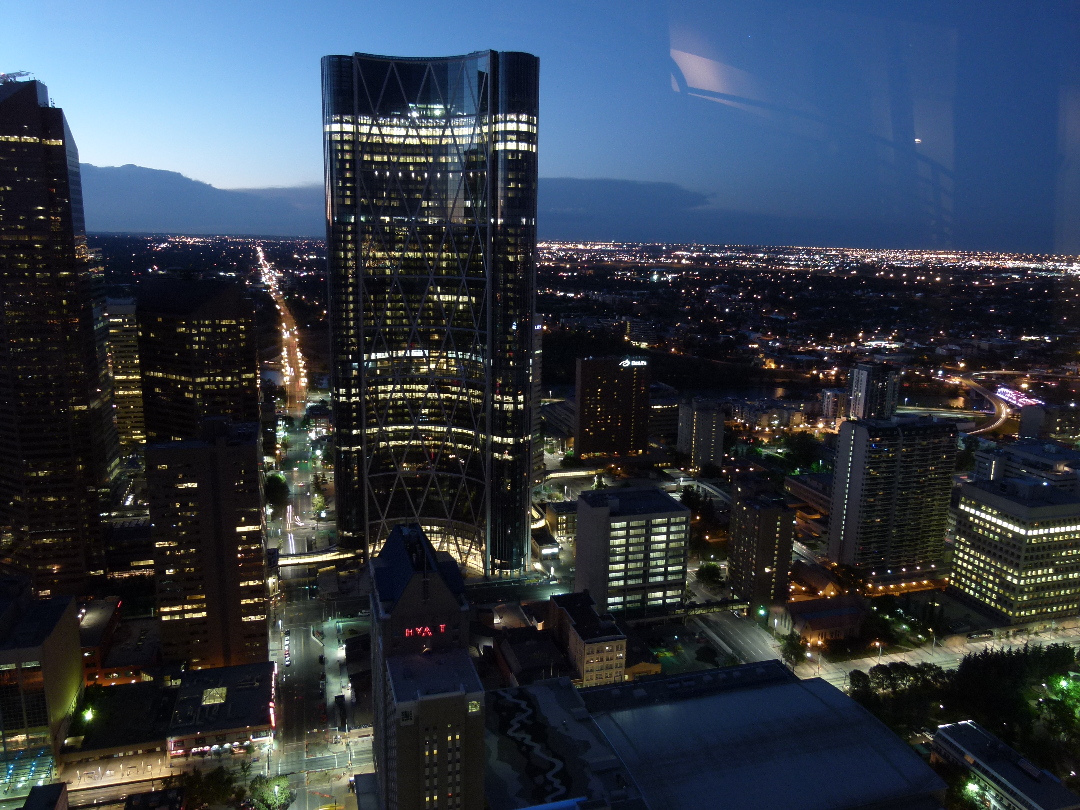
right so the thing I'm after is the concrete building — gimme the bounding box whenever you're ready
[728,478,795,613]
[22,784,67,810]
[773,595,868,643]
[973,439,1080,495]
[575,488,690,614]
[951,478,1080,625]
[575,356,650,458]
[137,278,259,443]
[547,593,626,687]
[829,418,957,586]
[932,720,1080,810]
[848,363,898,421]
[370,525,483,810]
[677,399,724,469]
[105,296,145,451]
[148,421,268,669]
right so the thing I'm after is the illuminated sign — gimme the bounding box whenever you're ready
[404,624,447,638]
[619,358,648,368]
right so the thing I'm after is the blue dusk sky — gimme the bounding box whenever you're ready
[5,0,1080,252]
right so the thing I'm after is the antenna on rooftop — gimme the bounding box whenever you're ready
[0,71,31,84]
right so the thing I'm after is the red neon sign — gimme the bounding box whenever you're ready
[403,624,447,638]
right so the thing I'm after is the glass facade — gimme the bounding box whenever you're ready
[0,80,119,596]
[322,51,539,574]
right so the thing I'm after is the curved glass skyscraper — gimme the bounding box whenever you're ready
[322,51,538,575]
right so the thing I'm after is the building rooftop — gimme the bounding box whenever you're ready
[578,488,689,518]
[486,678,647,810]
[935,720,1080,810]
[546,501,578,515]
[137,277,249,319]
[964,477,1080,511]
[550,593,624,644]
[0,597,72,653]
[79,598,120,649]
[22,783,66,810]
[371,524,465,613]
[102,618,161,670]
[386,648,483,703]
[124,788,186,810]
[169,661,275,737]
[584,662,946,810]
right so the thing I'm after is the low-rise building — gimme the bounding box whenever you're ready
[544,501,578,542]
[547,593,626,687]
[772,595,868,643]
[932,720,1080,810]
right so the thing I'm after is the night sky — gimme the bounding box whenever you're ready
[6,0,1080,252]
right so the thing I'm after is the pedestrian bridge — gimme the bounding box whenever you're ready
[278,547,359,568]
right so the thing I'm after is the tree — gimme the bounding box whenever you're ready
[264,473,290,516]
[780,631,806,669]
[311,494,327,527]
[696,562,723,589]
[248,775,296,810]
[181,766,243,810]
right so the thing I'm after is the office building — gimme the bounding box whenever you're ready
[677,398,724,469]
[828,417,957,585]
[951,478,1080,625]
[729,477,795,612]
[0,591,83,789]
[575,356,651,458]
[848,363,899,421]
[148,421,268,669]
[973,439,1080,495]
[106,296,146,451]
[932,721,1080,810]
[544,500,577,542]
[322,51,538,574]
[370,525,483,810]
[137,278,259,443]
[547,592,625,686]
[0,79,119,597]
[575,488,690,613]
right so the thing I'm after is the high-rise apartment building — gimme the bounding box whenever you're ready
[829,417,957,585]
[137,278,259,443]
[148,421,268,668]
[0,79,118,596]
[105,296,145,450]
[575,356,651,458]
[848,363,899,421]
[951,478,1080,625]
[575,488,690,613]
[322,51,539,574]
[729,477,795,611]
[677,398,724,469]
[370,525,483,810]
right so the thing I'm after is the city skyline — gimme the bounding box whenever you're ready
[7,1,1080,252]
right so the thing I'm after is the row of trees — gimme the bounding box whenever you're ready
[181,765,295,810]
[848,644,1080,786]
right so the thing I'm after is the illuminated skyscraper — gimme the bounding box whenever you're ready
[137,278,259,443]
[105,296,145,450]
[0,79,118,596]
[322,51,539,573]
[575,356,650,458]
[848,362,899,421]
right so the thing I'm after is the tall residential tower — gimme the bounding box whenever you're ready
[0,79,118,596]
[322,52,539,574]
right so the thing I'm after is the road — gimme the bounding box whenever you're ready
[258,245,308,417]
[952,375,1009,435]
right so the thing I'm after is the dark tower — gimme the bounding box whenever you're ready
[0,79,118,595]
[322,52,539,574]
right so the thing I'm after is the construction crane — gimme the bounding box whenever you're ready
[0,71,31,84]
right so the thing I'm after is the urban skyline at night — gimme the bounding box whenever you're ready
[4,4,1080,810]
